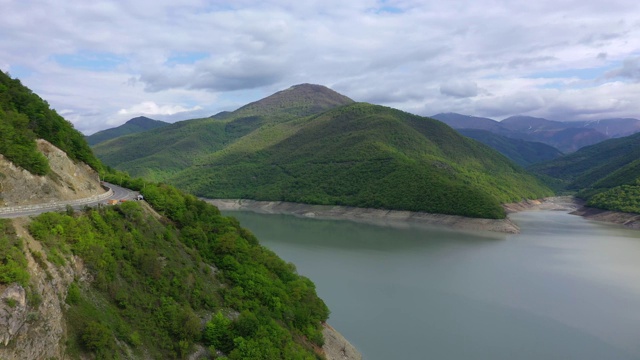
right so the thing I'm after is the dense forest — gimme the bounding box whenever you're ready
[1,175,330,359]
[530,132,640,214]
[172,103,552,219]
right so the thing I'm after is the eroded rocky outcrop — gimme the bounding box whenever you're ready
[322,323,362,360]
[0,219,79,360]
[0,284,27,347]
[0,139,102,207]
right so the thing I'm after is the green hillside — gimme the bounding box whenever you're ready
[0,75,335,359]
[0,71,101,173]
[172,103,553,219]
[458,129,563,167]
[530,132,640,213]
[25,180,329,359]
[86,116,169,146]
[530,132,640,190]
[93,84,354,181]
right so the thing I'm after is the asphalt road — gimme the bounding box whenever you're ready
[0,182,138,219]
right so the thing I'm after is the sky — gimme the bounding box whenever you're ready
[2,0,640,135]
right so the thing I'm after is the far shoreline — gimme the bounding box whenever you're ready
[202,198,522,234]
[203,195,640,234]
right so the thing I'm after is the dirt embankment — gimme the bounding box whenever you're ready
[0,139,103,207]
[505,196,640,230]
[204,199,521,234]
[503,196,583,213]
[571,207,640,229]
[322,323,362,360]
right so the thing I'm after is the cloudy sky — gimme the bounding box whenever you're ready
[2,0,640,134]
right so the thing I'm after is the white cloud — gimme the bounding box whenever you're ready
[605,57,640,81]
[117,102,203,116]
[440,80,479,98]
[1,0,640,133]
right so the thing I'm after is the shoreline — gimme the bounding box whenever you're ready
[203,198,522,234]
[204,196,640,234]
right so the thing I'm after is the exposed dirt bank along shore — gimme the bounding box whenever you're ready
[204,199,522,234]
[504,196,640,230]
[207,196,640,233]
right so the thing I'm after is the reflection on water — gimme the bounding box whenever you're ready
[226,210,640,360]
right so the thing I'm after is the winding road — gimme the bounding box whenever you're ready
[0,182,138,219]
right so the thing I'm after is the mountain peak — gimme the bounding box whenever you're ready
[126,116,156,125]
[233,83,354,117]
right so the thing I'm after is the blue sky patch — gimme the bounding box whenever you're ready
[7,64,33,79]
[52,51,126,71]
[165,52,209,66]
[530,65,614,80]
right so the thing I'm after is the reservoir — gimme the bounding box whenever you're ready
[226,210,640,360]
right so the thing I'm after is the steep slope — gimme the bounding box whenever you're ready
[530,132,640,213]
[458,129,563,166]
[85,116,169,146]
[93,84,354,181]
[0,140,102,207]
[0,71,101,171]
[530,132,640,190]
[173,103,552,219]
[0,72,104,206]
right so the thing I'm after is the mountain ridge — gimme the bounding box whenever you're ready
[431,112,638,153]
[85,116,170,146]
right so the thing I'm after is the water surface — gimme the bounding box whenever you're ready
[226,210,640,360]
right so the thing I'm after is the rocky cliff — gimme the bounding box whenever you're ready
[0,139,102,207]
[0,218,80,359]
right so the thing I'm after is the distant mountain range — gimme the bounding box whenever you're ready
[93,84,552,219]
[85,116,169,145]
[431,113,640,153]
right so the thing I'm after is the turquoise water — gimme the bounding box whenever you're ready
[226,210,640,360]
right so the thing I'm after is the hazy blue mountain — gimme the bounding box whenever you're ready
[458,129,563,167]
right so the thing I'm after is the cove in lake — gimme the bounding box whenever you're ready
[225,210,640,360]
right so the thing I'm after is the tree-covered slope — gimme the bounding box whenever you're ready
[529,132,640,213]
[22,179,329,359]
[86,116,169,146]
[458,129,563,167]
[530,132,640,190]
[0,71,102,173]
[173,103,552,219]
[93,84,354,181]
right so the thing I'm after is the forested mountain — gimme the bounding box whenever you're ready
[85,116,169,146]
[458,129,563,167]
[0,73,343,359]
[93,84,354,181]
[171,103,551,219]
[530,132,640,213]
[94,86,552,219]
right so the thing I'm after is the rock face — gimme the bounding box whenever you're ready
[0,139,102,207]
[0,284,27,346]
[0,219,78,360]
[322,323,362,360]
